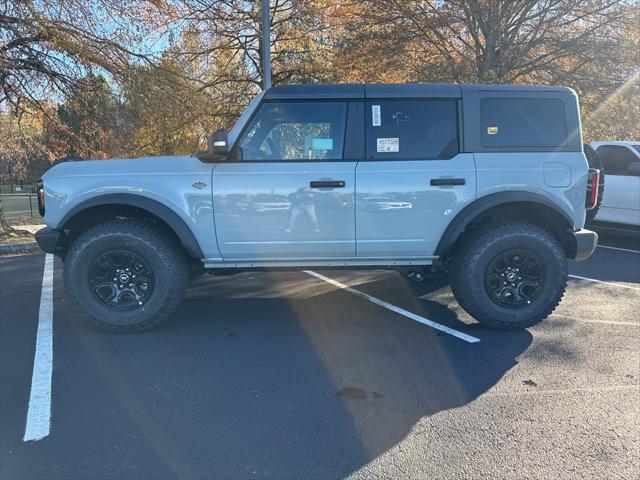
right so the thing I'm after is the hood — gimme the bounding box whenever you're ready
[42,155,197,180]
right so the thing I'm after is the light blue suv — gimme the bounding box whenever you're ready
[35,83,599,332]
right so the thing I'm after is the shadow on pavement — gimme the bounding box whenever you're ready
[4,265,531,480]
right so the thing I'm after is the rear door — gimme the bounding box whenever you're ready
[212,101,360,260]
[355,99,476,258]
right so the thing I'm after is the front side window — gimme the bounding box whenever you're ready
[365,100,459,160]
[480,98,567,148]
[238,102,347,161]
[596,145,640,176]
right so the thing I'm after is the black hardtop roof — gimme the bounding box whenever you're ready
[263,83,575,100]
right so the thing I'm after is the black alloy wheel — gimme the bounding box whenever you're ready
[89,250,154,310]
[484,249,544,308]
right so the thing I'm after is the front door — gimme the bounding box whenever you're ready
[356,99,476,258]
[212,101,357,260]
[595,145,640,225]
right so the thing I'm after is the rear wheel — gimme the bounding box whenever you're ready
[449,222,567,329]
[64,220,189,332]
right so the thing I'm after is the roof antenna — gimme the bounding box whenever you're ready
[261,0,272,90]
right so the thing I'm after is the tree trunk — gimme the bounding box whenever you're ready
[0,200,14,233]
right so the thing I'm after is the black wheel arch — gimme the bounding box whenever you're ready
[58,194,204,258]
[435,192,576,258]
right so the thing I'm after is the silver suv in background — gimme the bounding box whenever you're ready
[35,83,599,332]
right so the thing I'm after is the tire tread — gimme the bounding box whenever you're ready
[64,219,189,333]
[449,222,567,329]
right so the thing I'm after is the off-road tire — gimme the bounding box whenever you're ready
[449,222,567,329]
[64,220,189,332]
[584,143,605,225]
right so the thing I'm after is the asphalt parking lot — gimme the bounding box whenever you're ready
[1,225,639,480]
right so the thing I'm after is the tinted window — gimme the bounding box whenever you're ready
[365,100,458,160]
[239,102,347,161]
[480,98,567,148]
[596,145,640,176]
[633,145,640,154]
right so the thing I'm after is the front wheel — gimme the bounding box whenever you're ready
[449,223,567,329]
[64,220,189,332]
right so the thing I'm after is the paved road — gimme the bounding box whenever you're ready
[1,227,638,480]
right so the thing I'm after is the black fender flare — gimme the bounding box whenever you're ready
[434,191,575,257]
[60,193,204,258]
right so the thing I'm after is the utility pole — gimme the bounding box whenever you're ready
[261,0,272,90]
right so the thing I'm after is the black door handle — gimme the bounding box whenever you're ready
[430,178,466,186]
[310,180,345,188]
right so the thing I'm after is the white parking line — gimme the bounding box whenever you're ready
[23,254,54,442]
[304,270,480,343]
[597,244,640,254]
[569,274,640,292]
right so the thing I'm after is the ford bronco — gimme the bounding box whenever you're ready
[35,83,599,332]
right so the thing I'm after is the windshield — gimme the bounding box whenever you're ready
[633,145,640,154]
[228,91,265,147]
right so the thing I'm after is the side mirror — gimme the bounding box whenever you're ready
[209,129,229,156]
[197,128,229,162]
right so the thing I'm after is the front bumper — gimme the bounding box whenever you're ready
[570,228,598,262]
[35,227,62,254]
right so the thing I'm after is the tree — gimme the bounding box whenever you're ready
[582,74,640,141]
[0,111,49,235]
[120,58,217,156]
[344,1,636,87]
[0,0,168,230]
[325,0,639,139]
[45,74,124,160]
[0,0,169,117]
[168,1,331,91]
[0,0,637,237]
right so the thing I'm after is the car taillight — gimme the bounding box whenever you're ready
[585,168,600,210]
[36,180,45,216]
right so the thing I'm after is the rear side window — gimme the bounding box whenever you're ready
[365,100,458,160]
[480,98,567,148]
[596,145,640,177]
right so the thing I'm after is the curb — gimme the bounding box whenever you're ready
[0,242,41,255]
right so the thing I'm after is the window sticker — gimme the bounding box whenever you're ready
[487,126,499,135]
[372,105,381,126]
[312,138,333,150]
[377,137,399,153]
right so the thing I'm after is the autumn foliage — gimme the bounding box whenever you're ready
[1,0,638,186]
